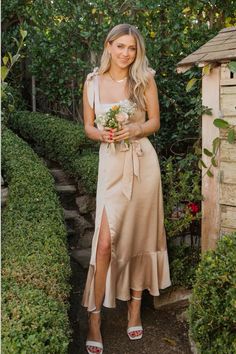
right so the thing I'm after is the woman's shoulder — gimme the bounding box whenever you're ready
[84,67,99,109]
[85,67,99,83]
[146,67,156,82]
[144,68,157,91]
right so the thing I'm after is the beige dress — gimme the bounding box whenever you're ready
[82,68,171,312]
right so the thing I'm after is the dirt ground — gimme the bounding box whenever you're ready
[68,257,192,354]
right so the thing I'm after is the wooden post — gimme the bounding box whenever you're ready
[201,66,221,254]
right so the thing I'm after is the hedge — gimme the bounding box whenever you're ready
[2,127,72,353]
[187,232,236,354]
[9,111,99,194]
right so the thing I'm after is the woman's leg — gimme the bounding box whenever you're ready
[128,289,143,328]
[87,208,111,343]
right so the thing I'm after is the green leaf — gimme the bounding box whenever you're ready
[198,159,207,169]
[207,169,214,177]
[213,118,229,129]
[203,64,211,76]
[8,104,15,112]
[20,29,27,39]
[3,56,9,65]
[211,157,217,167]
[203,148,213,157]
[227,128,235,144]
[7,52,13,64]
[212,137,221,154]
[186,78,197,92]
[228,61,236,74]
[1,66,9,81]
[13,37,20,47]
[12,54,21,65]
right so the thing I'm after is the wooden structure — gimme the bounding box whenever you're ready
[176,27,236,253]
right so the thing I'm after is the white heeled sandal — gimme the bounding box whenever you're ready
[86,309,103,354]
[127,296,143,340]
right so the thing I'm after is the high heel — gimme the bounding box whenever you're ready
[86,310,103,354]
[127,296,143,340]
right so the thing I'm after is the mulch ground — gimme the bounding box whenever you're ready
[68,258,192,354]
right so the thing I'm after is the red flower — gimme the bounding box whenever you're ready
[187,202,199,215]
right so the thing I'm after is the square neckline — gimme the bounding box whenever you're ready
[96,74,130,106]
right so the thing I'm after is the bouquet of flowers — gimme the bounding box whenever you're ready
[95,99,136,150]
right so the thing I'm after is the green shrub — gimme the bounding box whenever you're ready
[9,110,95,159]
[2,128,71,353]
[168,242,200,289]
[9,110,99,193]
[187,233,236,354]
[160,154,202,238]
[73,152,99,195]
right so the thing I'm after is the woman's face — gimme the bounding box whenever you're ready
[107,35,137,69]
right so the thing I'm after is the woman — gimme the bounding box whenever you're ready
[82,23,171,354]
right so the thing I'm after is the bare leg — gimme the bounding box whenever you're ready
[87,208,111,345]
[127,289,143,328]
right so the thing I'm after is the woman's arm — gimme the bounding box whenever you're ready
[141,72,160,135]
[113,73,160,141]
[83,81,115,143]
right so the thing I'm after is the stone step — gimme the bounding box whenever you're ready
[70,248,91,269]
[76,195,96,215]
[55,185,76,193]
[66,226,76,237]
[56,185,77,209]
[154,287,192,308]
[50,168,75,185]
[43,158,60,169]
[63,208,79,220]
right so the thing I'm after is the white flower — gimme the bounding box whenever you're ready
[95,114,107,127]
[116,112,129,123]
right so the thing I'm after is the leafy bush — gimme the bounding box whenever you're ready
[2,128,71,353]
[1,83,27,124]
[187,233,236,353]
[1,28,28,124]
[3,1,235,149]
[168,242,200,289]
[73,152,99,195]
[160,153,202,238]
[9,110,99,193]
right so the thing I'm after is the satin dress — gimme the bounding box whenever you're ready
[81,68,171,311]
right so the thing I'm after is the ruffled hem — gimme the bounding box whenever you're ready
[81,250,171,312]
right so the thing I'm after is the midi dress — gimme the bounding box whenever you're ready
[81,68,171,312]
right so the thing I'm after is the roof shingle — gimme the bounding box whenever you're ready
[177,27,236,67]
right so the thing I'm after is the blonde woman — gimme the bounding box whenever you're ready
[82,23,171,354]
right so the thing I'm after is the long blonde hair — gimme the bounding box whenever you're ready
[99,23,155,111]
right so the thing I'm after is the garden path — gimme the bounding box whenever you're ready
[68,258,192,354]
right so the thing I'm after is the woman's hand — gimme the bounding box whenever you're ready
[113,123,143,142]
[99,127,117,143]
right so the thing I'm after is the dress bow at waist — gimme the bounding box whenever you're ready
[120,140,143,200]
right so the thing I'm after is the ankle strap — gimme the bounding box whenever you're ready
[131,296,142,301]
[90,309,101,314]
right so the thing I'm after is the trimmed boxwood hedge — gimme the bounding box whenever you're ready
[9,111,99,194]
[187,232,236,354]
[2,127,72,353]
